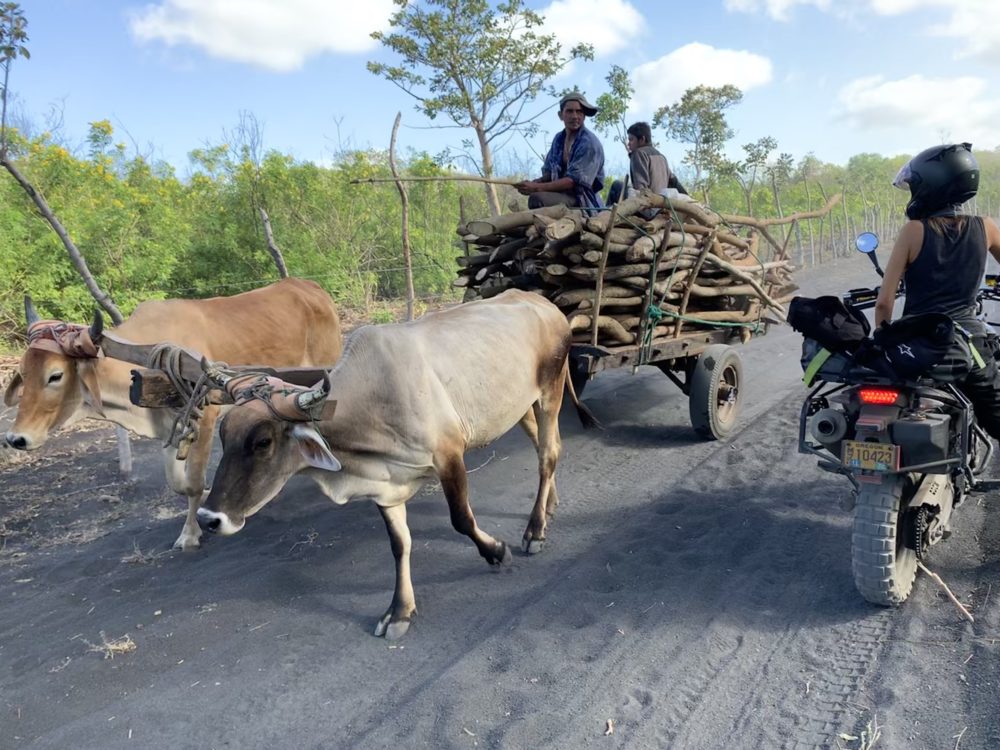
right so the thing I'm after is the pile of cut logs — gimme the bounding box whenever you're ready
[455,190,839,349]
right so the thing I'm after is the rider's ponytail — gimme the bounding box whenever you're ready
[925,215,968,236]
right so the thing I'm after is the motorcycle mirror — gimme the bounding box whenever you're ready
[855,232,879,254]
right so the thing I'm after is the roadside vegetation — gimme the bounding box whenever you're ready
[3,1,1000,344]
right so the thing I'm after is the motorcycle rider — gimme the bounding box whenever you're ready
[874,142,1000,438]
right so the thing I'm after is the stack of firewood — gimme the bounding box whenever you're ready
[455,190,828,348]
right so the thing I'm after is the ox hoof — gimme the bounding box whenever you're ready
[173,534,202,551]
[487,541,512,566]
[374,613,412,640]
[521,537,545,555]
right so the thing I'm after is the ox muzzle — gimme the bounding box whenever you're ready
[196,508,245,536]
[4,430,37,450]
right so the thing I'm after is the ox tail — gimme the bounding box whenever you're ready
[563,360,601,430]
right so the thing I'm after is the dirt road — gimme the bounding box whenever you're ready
[2,258,998,749]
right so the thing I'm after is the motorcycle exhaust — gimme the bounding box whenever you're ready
[811,408,848,444]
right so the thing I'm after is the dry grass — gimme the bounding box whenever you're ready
[288,529,319,554]
[838,714,881,749]
[0,353,18,381]
[0,448,26,468]
[83,632,136,660]
[337,297,459,333]
[120,539,159,565]
[49,516,124,548]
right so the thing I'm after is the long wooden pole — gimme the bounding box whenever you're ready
[388,113,415,321]
[718,193,842,228]
[591,203,620,347]
[350,175,521,187]
[258,207,289,279]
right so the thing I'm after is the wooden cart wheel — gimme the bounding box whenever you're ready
[689,344,743,439]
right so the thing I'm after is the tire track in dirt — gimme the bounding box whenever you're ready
[583,403,883,749]
[590,400,892,750]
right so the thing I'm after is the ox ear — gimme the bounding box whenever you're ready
[77,361,105,417]
[4,372,23,406]
[291,424,341,472]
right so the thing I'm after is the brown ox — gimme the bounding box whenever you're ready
[3,278,343,550]
[196,290,598,639]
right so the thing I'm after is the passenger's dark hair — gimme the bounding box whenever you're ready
[627,122,652,145]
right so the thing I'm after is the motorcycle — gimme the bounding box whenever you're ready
[796,232,994,606]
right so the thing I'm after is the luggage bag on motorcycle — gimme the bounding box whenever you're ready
[873,312,973,382]
[789,296,871,384]
[790,296,974,384]
[788,296,870,352]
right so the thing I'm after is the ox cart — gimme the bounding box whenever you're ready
[102,313,752,442]
[454,190,841,440]
[567,327,752,440]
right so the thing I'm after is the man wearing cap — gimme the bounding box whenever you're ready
[515,91,605,211]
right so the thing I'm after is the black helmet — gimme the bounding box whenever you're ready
[893,142,979,220]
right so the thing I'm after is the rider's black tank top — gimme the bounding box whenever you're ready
[902,216,986,325]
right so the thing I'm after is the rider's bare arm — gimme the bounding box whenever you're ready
[985,217,1000,264]
[875,220,922,327]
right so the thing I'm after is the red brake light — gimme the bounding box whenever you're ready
[858,387,901,405]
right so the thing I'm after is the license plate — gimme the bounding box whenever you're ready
[842,440,900,472]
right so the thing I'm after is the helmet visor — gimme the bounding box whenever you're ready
[893,162,914,190]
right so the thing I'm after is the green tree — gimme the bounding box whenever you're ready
[592,65,633,149]
[0,1,28,158]
[729,135,777,216]
[654,84,742,202]
[766,151,795,218]
[0,3,124,323]
[368,0,592,216]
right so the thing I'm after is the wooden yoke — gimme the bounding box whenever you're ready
[98,332,331,409]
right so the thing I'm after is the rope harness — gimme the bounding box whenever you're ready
[145,343,215,457]
[617,202,769,368]
[143,346,332,456]
[221,372,325,422]
[213,369,336,455]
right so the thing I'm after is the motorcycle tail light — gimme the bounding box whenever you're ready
[858,387,901,405]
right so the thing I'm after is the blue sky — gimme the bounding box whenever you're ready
[12,0,1000,180]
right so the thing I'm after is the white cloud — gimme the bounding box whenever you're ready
[629,43,773,115]
[889,0,1000,65]
[837,74,1000,149]
[724,0,832,21]
[129,0,395,72]
[869,0,942,13]
[731,0,1000,65]
[540,0,644,57]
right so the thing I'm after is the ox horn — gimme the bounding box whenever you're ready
[200,356,236,387]
[296,374,331,412]
[89,309,104,343]
[24,295,40,327]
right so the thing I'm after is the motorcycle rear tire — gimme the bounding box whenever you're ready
[851,475,917,606]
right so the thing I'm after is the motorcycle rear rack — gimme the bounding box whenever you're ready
[798,379,980,486]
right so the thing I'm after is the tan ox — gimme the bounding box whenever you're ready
[195,290,598,639]
[3,278,343,550]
